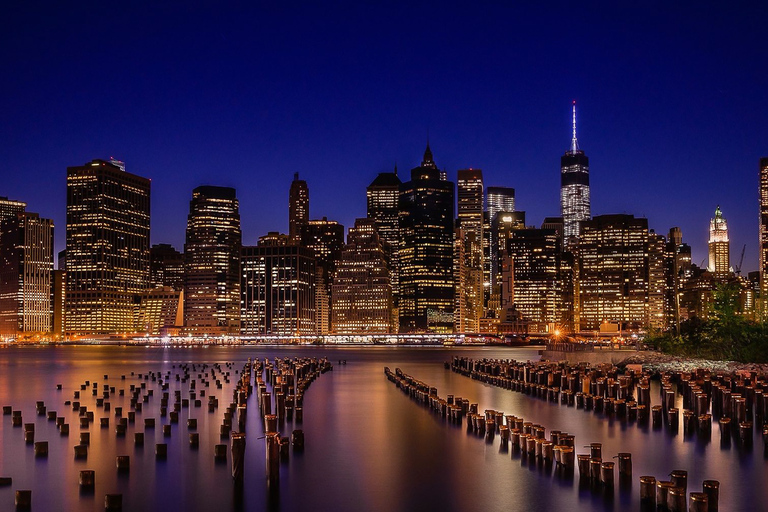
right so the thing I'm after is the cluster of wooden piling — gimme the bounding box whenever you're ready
[387,364,729,510]
[253,357,330,487]
[451,357,768,452]
[639,471,719,512]
[384,366,581,473]
[1,356,333,510]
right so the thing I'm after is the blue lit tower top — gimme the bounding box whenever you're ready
[560,101,591,242]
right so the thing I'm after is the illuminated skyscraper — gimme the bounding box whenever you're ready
[708,206,730,276]
[184,186,241,335]
[456,169,484,332]
[486,186,515,308]
[331,218,392,333]
[367,167,402,324]
[0,212,54,336]
[502,228,571,333]
[398,144,455,333]
[65,159,150,335]
[240,243,315,335]
[0,197,26,224]
[577,214,650,332]
[760,157,768,316]
[560,101,590,242]
[487,186,515,222]
[301,217,344,335]
[289,173,309,244]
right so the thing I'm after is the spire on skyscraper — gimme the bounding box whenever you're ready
[570,100,580,154]
[422,141,436,168]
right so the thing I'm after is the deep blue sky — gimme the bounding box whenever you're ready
[2,2,767,271]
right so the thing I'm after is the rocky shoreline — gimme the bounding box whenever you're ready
[618,351,768,376]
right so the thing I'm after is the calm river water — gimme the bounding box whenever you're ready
[0,345,765,511]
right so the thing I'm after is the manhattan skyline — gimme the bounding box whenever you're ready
[2,3,767,271]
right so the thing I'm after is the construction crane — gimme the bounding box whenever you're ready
[734,244,746,276]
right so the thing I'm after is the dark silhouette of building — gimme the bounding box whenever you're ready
[398,144,455,333]
[150,244,184,291]
[184,186,241,335]
[65,159,150,335]
[289,173,309,245]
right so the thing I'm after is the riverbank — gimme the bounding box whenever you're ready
[541,347,768,376]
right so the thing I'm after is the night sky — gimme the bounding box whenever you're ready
[2,2,767,271]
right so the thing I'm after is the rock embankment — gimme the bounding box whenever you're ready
[619,351,768,376]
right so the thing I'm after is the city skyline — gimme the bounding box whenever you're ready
[2,3,767,272]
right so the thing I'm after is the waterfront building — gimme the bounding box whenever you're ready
[760,157,768,317]
[367,167,402,325]
[150,244,184,291]
[456,169,484,332]
[331,218,392,333]
[240,243,315,335]
[134,286,182,335]
[491,211,526,292]
[52,269,65,337]
[65,159,150,335]
[666,227,692,331]
[577,214,650,332]
[560,101,590,242]
[289,173,309,245]
[708,206,730,277]
[184,186,241,335]
[501,228,572,333]
[0,212,54,336]
[453,224,483,333]
[648,231,668,330]
[300,218,344,335]
[398,144,455,333]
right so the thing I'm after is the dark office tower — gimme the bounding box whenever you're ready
[259,232,290,247]
[491,211,526,291]
[300,218,345,335]
[560,101,591,242]
[486,186,515,307]
[577,214,649,332]
[367,166,402,323]
[760,157,768,317]
[398,144,455,333]
[487,187,515,222]
[65,159,150,335]
[150,244,184,291]
[240,244,315,335]
[0,213,54,336]
[184,186,241,335]
[501,228,571,334]
[0,197,26,224]
[289,173,309,245]
[331,218,392,333]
